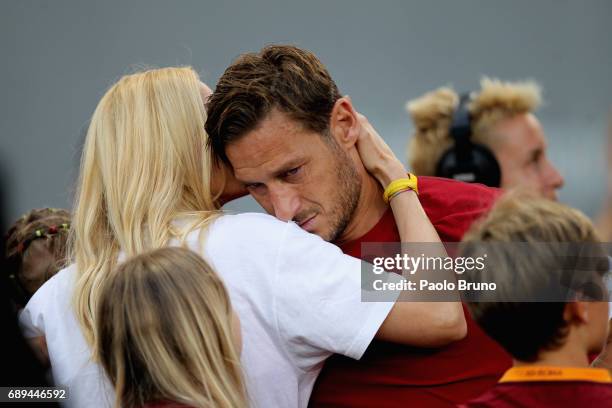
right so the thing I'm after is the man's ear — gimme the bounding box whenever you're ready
[330,96,360,149]
[564,302,589,325]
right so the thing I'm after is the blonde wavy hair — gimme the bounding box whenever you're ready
[96,247,247,408]
[70,67,223,347]
[407,77,542,176]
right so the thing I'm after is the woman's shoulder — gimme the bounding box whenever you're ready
[216,211,288,226]
[181,212,296,263]
[210,212,292,238]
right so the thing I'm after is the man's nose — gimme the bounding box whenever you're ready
[544,159,564,191]
[269,187,301,222]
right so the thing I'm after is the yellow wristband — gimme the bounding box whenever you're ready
[383,174,418,203]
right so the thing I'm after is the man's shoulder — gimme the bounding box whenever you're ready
[418,176,500,201]
[417,176,500,241]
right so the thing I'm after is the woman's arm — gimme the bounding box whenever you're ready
[356,114,467,347]
[210,159,249,206]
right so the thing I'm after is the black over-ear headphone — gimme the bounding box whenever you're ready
[435,93,501,187]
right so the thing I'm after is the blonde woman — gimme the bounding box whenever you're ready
[96,247,246,408]
[19,67,463,408]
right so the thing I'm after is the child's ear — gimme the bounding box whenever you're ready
[564,302,589,324]
[330,96,359,149]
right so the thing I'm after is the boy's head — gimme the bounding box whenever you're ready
[461,194,609,362]
[5,208,71,306]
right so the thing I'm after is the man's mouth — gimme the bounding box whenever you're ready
[298,215,317,232]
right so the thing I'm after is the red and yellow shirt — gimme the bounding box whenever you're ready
[460,366,612,407]
[309,176,512,408]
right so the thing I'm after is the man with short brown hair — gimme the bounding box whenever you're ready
[206,44,511,407]
[207,45,359,243]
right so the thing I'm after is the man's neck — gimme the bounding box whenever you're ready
[334,171,388,246]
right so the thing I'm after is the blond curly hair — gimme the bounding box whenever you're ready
[406,78,542,176]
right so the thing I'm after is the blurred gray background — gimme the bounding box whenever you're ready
[1,0,611,224]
